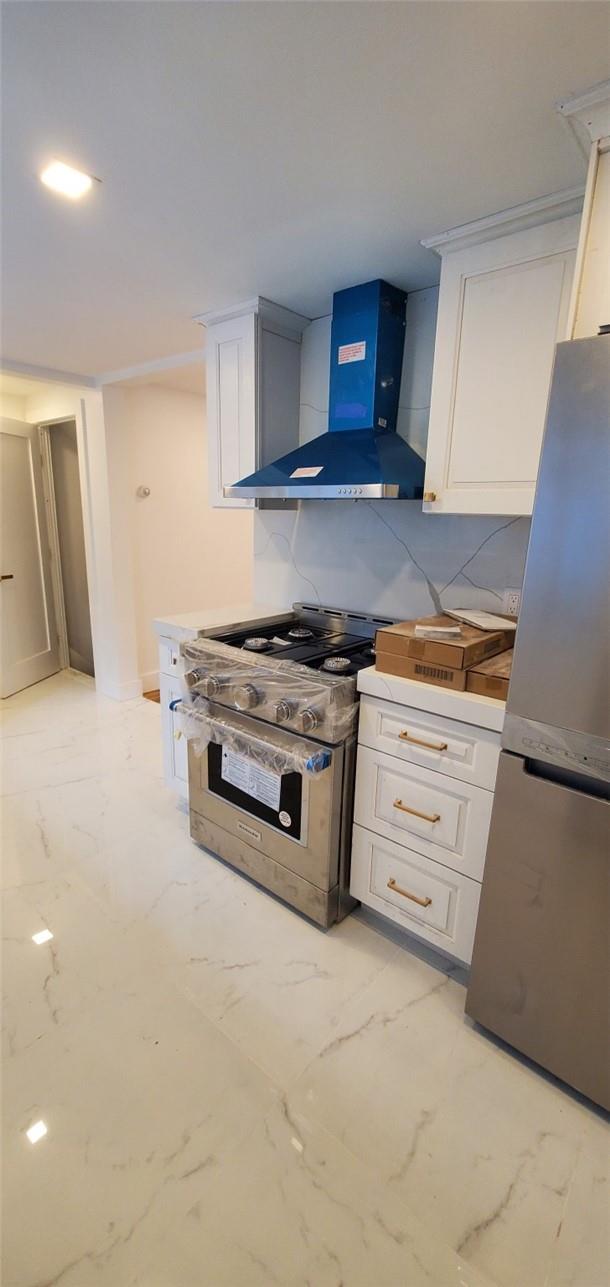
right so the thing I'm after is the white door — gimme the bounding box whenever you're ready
[0,419,60,697]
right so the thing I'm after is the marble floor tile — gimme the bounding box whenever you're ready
[2,672,608,1287]
[287,953,609,1287]
[175,875,399,1085]
[129,1099,497,1287]
[3,983,279,1287]
[2,876,174,1058]
[546,1113,609,1287]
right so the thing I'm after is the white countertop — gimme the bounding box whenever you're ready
[153,602,295,642]
[357,665,505,732]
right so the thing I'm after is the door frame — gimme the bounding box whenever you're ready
[38,420,71,671]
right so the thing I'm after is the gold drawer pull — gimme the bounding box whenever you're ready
[393,797,441,824]
[387,877,432,908]
[399,730,448,752]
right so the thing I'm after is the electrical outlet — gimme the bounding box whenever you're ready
[502,588,521,617]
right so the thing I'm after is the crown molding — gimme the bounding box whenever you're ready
[0,358,97,388]
[421,186,584,256]
[194,296,310,339]
[557,80,610,149]
[96,348,204,386]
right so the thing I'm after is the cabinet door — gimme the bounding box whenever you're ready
[206,312,257,508]
[424,216,578,515]
[573,149,610,339]
[159,673,188,797]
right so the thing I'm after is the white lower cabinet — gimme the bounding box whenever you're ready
[351,684,502,964]
[160,672,188,797]
[358,694,500,789]
[354,743,492,881]
[351,824,481,965]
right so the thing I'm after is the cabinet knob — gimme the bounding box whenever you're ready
[423,491,437,503]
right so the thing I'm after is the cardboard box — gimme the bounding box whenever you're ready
[466,649,513,701]
[375,651,468,691]
[376,615,514,670]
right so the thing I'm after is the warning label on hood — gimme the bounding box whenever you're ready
[338,340,366,364]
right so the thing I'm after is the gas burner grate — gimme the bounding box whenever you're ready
[242,637,272,652]
[287,626,316,640]
[321,656,352,673]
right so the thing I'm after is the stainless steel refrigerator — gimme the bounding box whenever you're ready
[466,334,610,1111]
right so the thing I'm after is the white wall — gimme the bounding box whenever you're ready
[118,384,253,687]
[0,393,26,420]
[253,288,531,618]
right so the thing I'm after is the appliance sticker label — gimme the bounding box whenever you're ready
[221,746,282,811]
[290,466,323,478]
[338,340,366,365]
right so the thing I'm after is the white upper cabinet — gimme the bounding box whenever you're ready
[558,81,610,340]
[421,191,583,515]
[196,297,309,508]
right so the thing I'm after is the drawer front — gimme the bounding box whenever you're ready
[159,636,185,678]
[350,824,481,964]
[358,695,500,790]
[354,744,492,881]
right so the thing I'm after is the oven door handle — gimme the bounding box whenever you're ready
[170,698,333,776]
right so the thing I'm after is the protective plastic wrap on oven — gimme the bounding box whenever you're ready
[178,637,358,741]
[171,697,333,776]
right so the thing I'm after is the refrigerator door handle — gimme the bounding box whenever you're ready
[524,756,610,803]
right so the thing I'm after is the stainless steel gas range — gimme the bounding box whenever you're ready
[177,604,392,927]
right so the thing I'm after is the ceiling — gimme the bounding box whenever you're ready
[2,2,608,378]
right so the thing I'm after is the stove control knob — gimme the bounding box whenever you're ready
[299,707,320,733]
[274,699,294,724]
[199,673,227,698]
[233,683,260,711]
[183,668,202,690]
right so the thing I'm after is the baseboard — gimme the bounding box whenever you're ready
[141,669,159,693]
[96,676,143,701]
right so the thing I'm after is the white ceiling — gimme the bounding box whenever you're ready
[2,2,608,378]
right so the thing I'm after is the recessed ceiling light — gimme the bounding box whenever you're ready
[32,929,54,945]
[26,1119,48,1144]
[40,160,94,199]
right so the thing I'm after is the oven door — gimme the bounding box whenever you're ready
[188,704,345,893]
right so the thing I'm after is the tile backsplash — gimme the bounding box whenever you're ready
[254,287,530,617]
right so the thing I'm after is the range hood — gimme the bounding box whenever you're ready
[224,279,425,500]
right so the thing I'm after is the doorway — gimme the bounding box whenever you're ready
[40,419,94,678]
